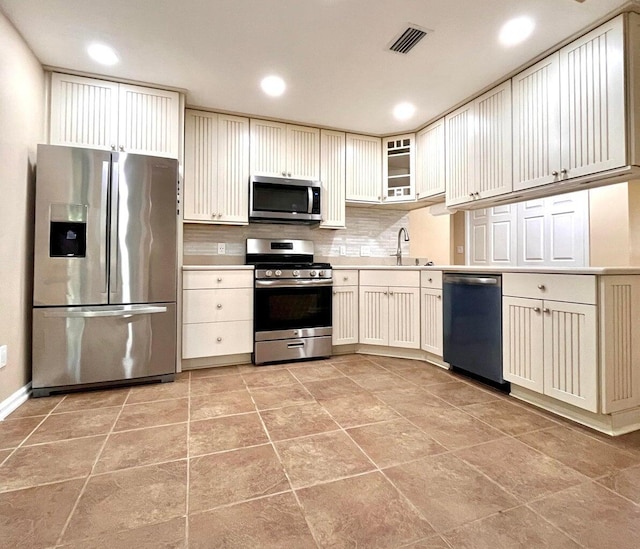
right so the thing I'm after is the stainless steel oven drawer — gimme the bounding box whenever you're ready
[254,335,332,365]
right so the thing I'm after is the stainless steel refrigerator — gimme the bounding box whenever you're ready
[32,144,178,396]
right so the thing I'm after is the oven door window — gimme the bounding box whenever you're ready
[253,183,309,213]
[254,285,332,332]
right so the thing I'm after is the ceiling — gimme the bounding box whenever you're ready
[0,0,632,135]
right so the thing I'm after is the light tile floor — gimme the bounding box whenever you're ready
[1,354,640,548]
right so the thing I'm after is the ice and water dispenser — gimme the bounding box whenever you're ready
[48,203,87,258]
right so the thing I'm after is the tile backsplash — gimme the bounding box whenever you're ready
[183,207,410,261]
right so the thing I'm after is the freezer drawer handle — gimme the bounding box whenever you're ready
[44,306,167,318]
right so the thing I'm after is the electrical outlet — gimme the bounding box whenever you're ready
[0,345,7,368]
[456,246,464,254]
[217,243,226,255]
[360,245,371,257]
[339,245,347,256]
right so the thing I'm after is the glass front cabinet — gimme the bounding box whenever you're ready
[382,133,415,202]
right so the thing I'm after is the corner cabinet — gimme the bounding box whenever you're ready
[359,270,420,349]
[332,270,358,345]
[49,72,180,158]
[346,134,382,203]
[382,134,415,202]
[415,118,445,201]
[446,80,512,207]
[183,110,249,224]
[320,130,346,229]
[513,16,625,190]
[250,119,320,180]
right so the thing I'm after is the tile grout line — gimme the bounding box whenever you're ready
[523,500,589,549]
[53,389,132,546]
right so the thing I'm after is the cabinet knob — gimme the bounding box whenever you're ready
[217,277,223,282]
[287,172,291,177]
[537,284,545,290]
[469,193,474,198]
[561,168,568,175]
[474,192,480,198]
[111,145,116,151]
[378,196,381,201]
[552,170,559,176]
[211,213,216,218]
[389,290,394,295]
[216,304,222,309]
[333,291,337,295]
[533,307,541,313]
[217,337,222,342]
[428,278,432,283]
[119,146,124,152]
[343,276,349,281]
[437,294,441,300]
[383,291,388,295]
[543,308,550,314]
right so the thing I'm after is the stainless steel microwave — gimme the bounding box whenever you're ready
[249,175,322,224]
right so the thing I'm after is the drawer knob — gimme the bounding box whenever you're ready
[217,304,222,309]
[543,308,550,314]
[428,278,432,283]
[217,337,222,342]
[537,284,545,290]
[217,277,223,282]
[389,291,394,296]
[533,307,541,313]
[343,276,349,281]
[333,291,337,295]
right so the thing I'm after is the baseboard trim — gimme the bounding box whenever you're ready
[0,383,32,420]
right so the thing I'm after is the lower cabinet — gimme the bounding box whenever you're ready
[332,270,358,345]
[420,271,443,356]
[359,271,420,349]
[182,269,253,359]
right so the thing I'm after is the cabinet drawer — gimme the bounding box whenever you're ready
[183,270,253,290]
[333,270,358,287]
[503,273,596,304]
[420,271,443,289]
[183,288,252,324]
[360,270,419,287]
[182,320,253,358]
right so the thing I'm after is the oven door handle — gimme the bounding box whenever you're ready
[255,279,333,288]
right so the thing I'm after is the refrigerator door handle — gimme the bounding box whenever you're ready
[100,160,110,294]
[43,305,168,318]
[109,160,120,299]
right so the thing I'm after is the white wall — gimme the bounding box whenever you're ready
[0,10,44,403]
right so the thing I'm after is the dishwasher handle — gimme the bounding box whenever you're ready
[444,274,501,286]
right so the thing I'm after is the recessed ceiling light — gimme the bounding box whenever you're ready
[393,102,416,121]
[260,75,286,97]
[499,16,535,47]
[87,43,119,65]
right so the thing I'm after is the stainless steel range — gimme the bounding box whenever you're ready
[246,238,332,365]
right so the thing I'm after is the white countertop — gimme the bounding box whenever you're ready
[183,265,254,271]
[332,265,640,275]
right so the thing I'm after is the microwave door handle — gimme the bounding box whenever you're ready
[308,186,313,214]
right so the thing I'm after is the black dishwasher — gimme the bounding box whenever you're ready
[443,273,506,386]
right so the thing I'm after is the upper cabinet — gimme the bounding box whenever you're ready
[320,129,346,229]
[345,133,382,203]
[446,81,512,207]
[183,110,249,224]
[382,134,415,202]
[415,118,445,201]
[250,119,320,180]
[513,17,625,190]
[49,73,180,158]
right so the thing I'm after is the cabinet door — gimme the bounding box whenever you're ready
[389,286,420,349]
[421,288,443,356]
[543,301,598,412]
[600,276,640,413]
[383,134,415,202]
[333,286,358,345]
[445,102,475,206]
[50,73,118,150]
[503,296,544,393]
[474,80,513,200]
[359,286,388,345]
[560,15,625,179]
[287,124,320,180]
[118,84,180,158]
[320,129,346,228]
[512,53,562,190]
[346,134,382,203]
[217,114,250,224]
[416,119,445,200]
[184,110,217,222]
[250,119,287,177]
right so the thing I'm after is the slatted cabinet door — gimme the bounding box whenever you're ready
[184,110,217,221]
[216,114,250,224]
[320,129,346,228]
[118,84,180,158]
[333,286,358,345]
[389,287,420,349]
[503,296,545,393]
[346,134,382,203]
[421,288,443,356]
[287,124,320,180]
[416,118,445,200]
[559,15,625,180]
[359,286,389,346]
[445,102,475,206]
[543,301,598,412]
[250,119,287,177]
[50,73,119,150]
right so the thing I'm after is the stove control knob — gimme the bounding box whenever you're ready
[275,270,282,277]
[310,270,317,277]
[265,270,273,277]
[293,270,300,277]
[319,270,326,277]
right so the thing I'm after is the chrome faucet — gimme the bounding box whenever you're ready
[392,227,410,266]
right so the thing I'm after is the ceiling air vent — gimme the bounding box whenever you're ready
[388,25,429,54]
